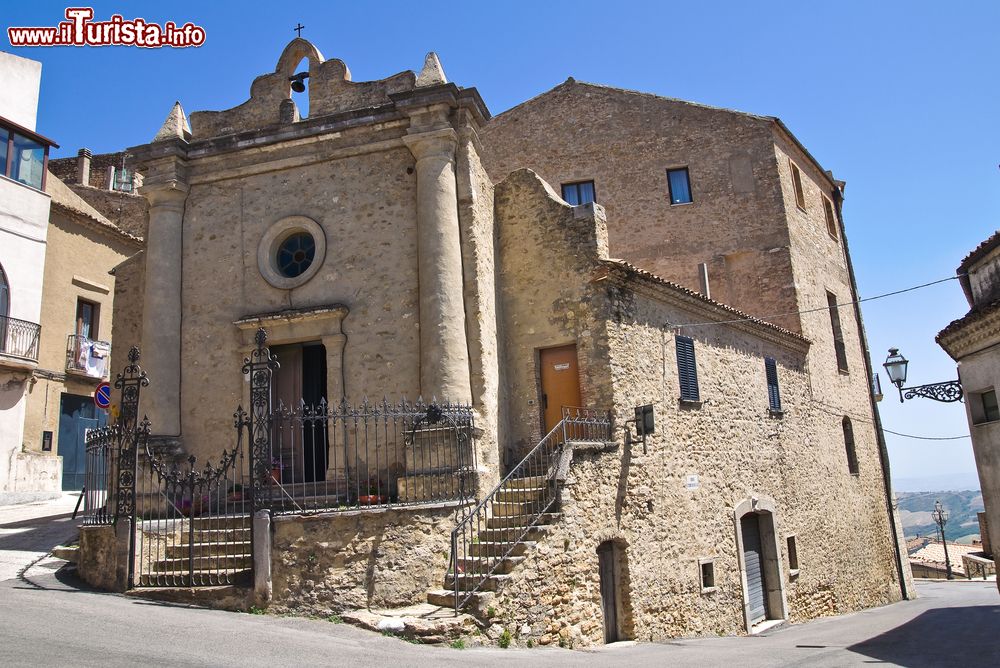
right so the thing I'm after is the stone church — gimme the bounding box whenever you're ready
[99,37,912,645]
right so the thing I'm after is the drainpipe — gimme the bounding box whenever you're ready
[833,183,910,600]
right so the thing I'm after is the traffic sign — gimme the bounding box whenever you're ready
[94,382,112,410]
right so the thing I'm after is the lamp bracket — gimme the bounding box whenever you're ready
[900,380,964,404]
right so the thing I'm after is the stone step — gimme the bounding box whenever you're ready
[444,572,510,592]
[341,604,478,644]
[455,555,524,575]
[477,524,553,543]
[51,545,79,562]
[503,475,547,490]
[485,512,559,529]
[425,588,490,610]
[492,501,549,517]
[494,486,547,504]
[152,554,250,572]
[180,528,250,544]
[190,514,252,530]
[469,540,536,558]
[132,572,251,590]
[165,541,252,559]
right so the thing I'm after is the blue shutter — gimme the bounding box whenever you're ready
[676,336,700,401]
[765,357,781,411]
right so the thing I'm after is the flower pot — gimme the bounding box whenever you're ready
[270,468,281,484]
[358,494,384,505]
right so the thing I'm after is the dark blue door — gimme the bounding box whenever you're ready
[59,393,106,490]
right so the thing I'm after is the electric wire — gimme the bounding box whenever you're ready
[672,274,965,330]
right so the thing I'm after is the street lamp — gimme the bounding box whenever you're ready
[882,348,964,403]
[931,500,954,580]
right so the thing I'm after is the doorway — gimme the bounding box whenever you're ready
[741,513,769,624]
[59,393,107,490]
[597,541,623,643]
[539,344,582,434]
[271,342,327,483]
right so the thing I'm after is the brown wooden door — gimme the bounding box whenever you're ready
[597,541,620,643]
[539,344,582,433]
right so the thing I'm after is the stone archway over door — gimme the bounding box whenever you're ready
[734,495,788,632]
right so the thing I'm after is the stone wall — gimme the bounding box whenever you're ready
[481,243,901,647]
[78,524,126,592]
[480,80,801,333]
[269,503,461,613]
[494,169,614,459]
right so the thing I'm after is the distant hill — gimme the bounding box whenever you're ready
[897,490,984,543]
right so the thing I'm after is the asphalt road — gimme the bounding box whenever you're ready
[1,496,998,667]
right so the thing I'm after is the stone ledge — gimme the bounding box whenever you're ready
[271,498,473,524]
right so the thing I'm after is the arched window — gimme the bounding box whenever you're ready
[843,416,859,475]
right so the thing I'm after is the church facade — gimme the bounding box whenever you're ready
[104,38,911,645]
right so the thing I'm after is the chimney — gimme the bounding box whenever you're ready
[698,263,711,300]
[77,148,92,186]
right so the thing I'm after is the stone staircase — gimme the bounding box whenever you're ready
[426,474,560,609]
[140,514,252,587]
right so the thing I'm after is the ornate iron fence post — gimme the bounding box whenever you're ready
[113,346,149,588]
[242,328,278,513]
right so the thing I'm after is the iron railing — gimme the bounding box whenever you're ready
[133,425,251,587]
[260,398,477,514]
[0,315,40,361]
[66,333,111,378]
[81,424,121,526]
[448,408,612,610]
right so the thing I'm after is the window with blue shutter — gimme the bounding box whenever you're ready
[765,357,781,412]
[675,335,700,402]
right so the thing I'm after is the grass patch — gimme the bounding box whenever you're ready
[326,614,343,624]
[247,606,266,615]
[498,628,511,649]
[449,639,466,650]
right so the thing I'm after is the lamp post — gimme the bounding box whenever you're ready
[882,348,964,403]
[931,500,954,580]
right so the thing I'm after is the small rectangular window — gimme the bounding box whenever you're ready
[765,357,782,412]
[787,535,799,573]
[561,180,595,206]
[790,160,806,210]
[974,389,1000,424]
[699,558,716,592]
[675,335,700,402]
[110,166,134,193]
[827,291,848,372]
[823,196,839,240]
[666,167,692,204]
[76,298,100,340]
[10,133,45,190]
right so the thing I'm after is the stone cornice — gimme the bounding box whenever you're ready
[936,303,1000,361]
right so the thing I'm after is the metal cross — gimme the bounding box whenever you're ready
[294,23,305,38]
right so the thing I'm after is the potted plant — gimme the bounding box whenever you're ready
[358,476,385,505]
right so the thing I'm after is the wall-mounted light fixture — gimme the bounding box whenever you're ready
[882,348,963,403]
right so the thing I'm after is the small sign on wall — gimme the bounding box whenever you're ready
[553,363,570,371]
[685,474,700,491]
[41,431,53,452]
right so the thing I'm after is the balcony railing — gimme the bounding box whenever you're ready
[66,334,111,378]
[0,315,41,362]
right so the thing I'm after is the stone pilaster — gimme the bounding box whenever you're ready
[139,170,188,437]
[402,124,473,403]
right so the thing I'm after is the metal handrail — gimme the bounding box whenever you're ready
[0,314,40,361]
[449,407,613,611]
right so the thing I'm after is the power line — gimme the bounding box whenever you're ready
[883,428,970,441]
[674,274,964,330]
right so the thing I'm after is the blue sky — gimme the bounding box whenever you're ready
[5,1,998,490]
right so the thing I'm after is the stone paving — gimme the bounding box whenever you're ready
[0,492,80,581]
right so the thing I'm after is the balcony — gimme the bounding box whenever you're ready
[66,334,111,379]
[0,315,41,369]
